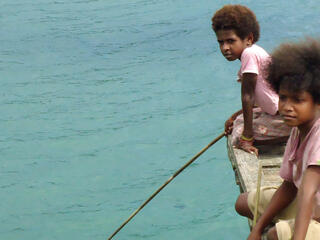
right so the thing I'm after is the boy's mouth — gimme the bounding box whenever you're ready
[224,54,234,60]
[282,115,297,121]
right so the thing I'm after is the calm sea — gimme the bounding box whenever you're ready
[2,0,320,239]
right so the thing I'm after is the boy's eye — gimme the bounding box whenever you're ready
[227,39,235,44]
[293,97,304,103]
[279,95,287,101]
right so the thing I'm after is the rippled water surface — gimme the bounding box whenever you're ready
[2,0,320,239]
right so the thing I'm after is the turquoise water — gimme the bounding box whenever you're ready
[2,0,320,239]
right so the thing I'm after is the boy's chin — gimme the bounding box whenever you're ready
[283,119,299,127]
[225,56,237,61]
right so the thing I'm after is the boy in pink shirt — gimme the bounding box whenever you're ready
[211,5,291,155]
[235,39,320,240]
[239,44,278,116]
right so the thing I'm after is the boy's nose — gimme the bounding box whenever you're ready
[281,101,294,112]
[222,43,230,51]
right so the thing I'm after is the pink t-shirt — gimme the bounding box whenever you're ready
[238,44,279,115]
[280,118,320,217]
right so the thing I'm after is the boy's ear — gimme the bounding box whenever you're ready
[247,33,254,46]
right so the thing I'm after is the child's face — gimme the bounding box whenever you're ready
[215,29,252,61]
[278,87,320,128]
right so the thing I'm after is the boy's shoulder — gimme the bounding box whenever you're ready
[303,118,320,167]
[309,118,320,139]
[241,44,269,60]
[291,118,320,146]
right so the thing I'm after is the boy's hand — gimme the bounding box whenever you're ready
[239,138,259,156]
[247,225,263,240]
[247,230,261,240]
[225,117,234,135]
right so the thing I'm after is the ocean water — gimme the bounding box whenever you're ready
[1,0,320,239]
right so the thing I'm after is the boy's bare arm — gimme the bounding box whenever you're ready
[293,166,320,240]
[241,73,257,139]
[248,181,297,239]
[225,109,243,134]
[225,106,259,135]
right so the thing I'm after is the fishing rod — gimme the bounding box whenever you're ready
[107,132,226,240]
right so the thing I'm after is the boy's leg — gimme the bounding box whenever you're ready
[235,192,253,219]
[276,219,320,240]
[246,187,278,221]
[266,227,278,240]
[231,109,291,146]
[235,188,277,220]
[252,112,291,142]
[246,186,296,221]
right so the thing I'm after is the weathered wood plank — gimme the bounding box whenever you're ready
[227,135,286,237]
[227,136,284,193]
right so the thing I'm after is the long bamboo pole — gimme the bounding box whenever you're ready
[107,132,226,240]
[253,161,263,228]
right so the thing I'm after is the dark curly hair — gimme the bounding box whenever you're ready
[211,5,260,43]
[266,38,320,103]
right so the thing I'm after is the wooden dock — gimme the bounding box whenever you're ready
[227,136,284,193]
[227,136,286,238]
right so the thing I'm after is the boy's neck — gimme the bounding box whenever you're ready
[238,44,254,60]
[298,114,320,141]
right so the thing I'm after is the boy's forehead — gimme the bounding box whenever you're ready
[279,85,309,98]
[279,79,307,95]
[216,29,238,39]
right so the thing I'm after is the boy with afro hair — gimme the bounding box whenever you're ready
[212,5,291,155]
[236,38,320,240]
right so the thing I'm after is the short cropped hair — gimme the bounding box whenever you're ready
[266,38,320,103]
[211,5,260,43]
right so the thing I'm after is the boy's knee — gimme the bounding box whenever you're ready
[235,192,252,218]
[234,193,244,214]
[267,227,278,240]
